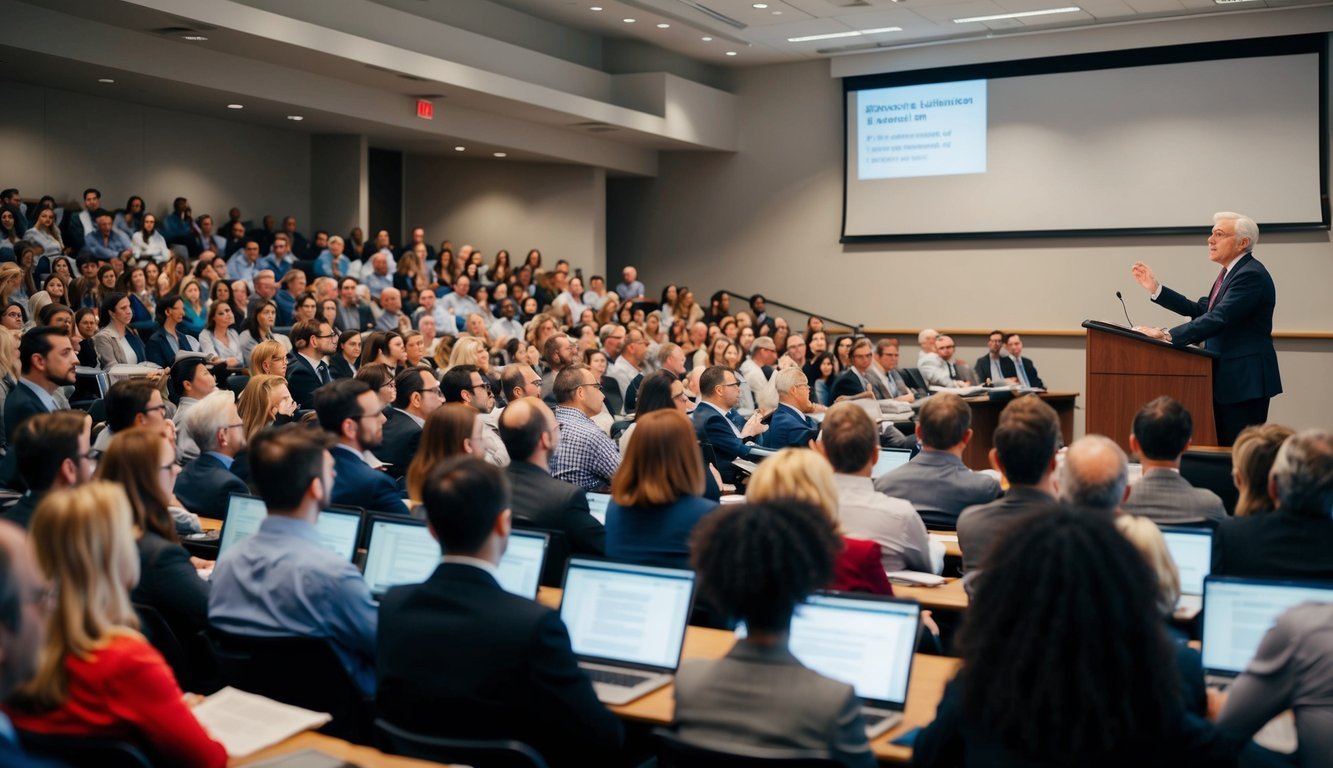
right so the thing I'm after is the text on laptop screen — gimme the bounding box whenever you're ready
[362,518,438,594]
[1161,528,1212,596]
[586,492,610,525]
[872,449,912,479]
[560,560,694,670]
[315,510,362,562]
[217,495,268,556]
[494,531,547,599]
[789,595,919,705]
[1202,577,1333,675]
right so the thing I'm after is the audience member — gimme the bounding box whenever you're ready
[974,330,1006,385]
[286,319,336,410]
[1057,435,1130,518]
[379,365,443,480]
[93,378,166,452]
[315,378,405,515]
[607,327,646,409]
[175,391,249,521]
[918,334,975,387]
[875,392,1000,525]
[7,482,226,766]
[1123,396,1226,524]
[914,328,939,368]
[4,412,93,528]
[870,338,915,402]
[330,330,361,380]
[1213,430,1333,580]
[440,364,508,466]
[208,424,378,694]
[0,519,59,767]
[999,333,1045,389]
[957,395,1063,590]
[7,328,76,445]
[335,277,374,333]
[1230,423,1295,517]
[539,332,576,399]
[616,266,645,302]
[673,500,874,766]
[550,364,620,490]
[759,367,820,449]
[169,357,216,463]
[405,403,483,501]
[691,365,766,485]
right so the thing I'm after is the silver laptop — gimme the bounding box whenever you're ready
[740,592,921,738]
[216,494,363,562]
[586,492,611,525]
[559,558,696,705]
[871,448,913,480]
[1201,575,1333,688]
[493,530,549,600]
[1160,526,1213,619]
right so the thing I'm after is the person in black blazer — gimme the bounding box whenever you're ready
[759,368,820,450]
[377,367,442,481]
[317,378,407,515]
[377,457,623,768]
[329,330,360,380]
[174,391,249,521]
[286,320,336,411]
[1132,213,1282,446]
[1212,430,1333,581]
[498,398,605,585]
[3,411,94,528]
[690,366,767,485]
[997,333,1045,390]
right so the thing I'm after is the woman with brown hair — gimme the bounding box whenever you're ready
[605,409,718,569]
[5,482,226,766]
[96,426,211,639]
[405,403,484,501]
[1231,423,1296,517]
[358,330,405,374]
[238,373,297,442]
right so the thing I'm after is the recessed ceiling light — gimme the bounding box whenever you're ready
[725,51,738,56]
[656,23,670,28]
[953,7,1081,23]
[701,36,713,41]
[623,18,635,23]
[589,5,603,10]
[753,3,768,7]
[286,115,303,121]
[494,152,507,158]
[454,146,466,152]
[1213,0,1260,3]
[787,26,902,43]
[772,10,783,14]
[182,35,208,41]
[227,104,244,109]
[97,78,115,84]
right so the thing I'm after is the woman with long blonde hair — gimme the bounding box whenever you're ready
[249,338,289,378]
[239,373,297,441]
[6,482,226,766]
[406,403,483,501]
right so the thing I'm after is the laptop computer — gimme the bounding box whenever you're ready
[1201,575,1333,688]
[216,494,269,556]
[361,515,550,600]
[559,558,696,705]
[586,492,611,525]
[1160,526,1213,618]
[216,494,364,562]
[871,448,913,480]
[738,592,921,738]
[493,530,549,600]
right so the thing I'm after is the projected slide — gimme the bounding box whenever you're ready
[857,80,987,180]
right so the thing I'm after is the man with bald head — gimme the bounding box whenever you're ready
[0,521,58,767]
[1057,435,1130,518]
[499,397,605,585]
[375,287,406,332]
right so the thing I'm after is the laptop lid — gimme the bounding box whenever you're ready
[586,492,611,525]
[871,448,913,480]
[559,558,695,674]
[494,530,548,600]
[361,515,438,596]
[739,592,921,711]
[216,494,269,557]
[1160,526,1213,598]
[1201,575,1333,678]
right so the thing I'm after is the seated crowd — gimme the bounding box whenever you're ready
[0,188,1327,767]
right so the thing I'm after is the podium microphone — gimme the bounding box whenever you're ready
[1115,291,1134,328]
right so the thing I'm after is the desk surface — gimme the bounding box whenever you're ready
[929,532,962,559]
[200,516,222,532]
[891,578,969,612]
[536,587,958,764]
[230,732,444,767]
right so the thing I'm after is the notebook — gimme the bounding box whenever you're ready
[216,495,363,562]
[1160,526,1213,618]
[1201,575,1333,688]
[738,592,921,738]
[871,448,913,479]
[559,558,696,705]
[586,492,611,525]
[361,515,548,600]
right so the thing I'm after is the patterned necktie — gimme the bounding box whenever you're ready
[318,361,331,384]
[1206,267,1228,310]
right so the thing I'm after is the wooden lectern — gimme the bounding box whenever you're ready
[1082,320,1218,452]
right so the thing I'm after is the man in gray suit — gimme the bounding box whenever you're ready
[1122,396,1226,524]
[875,392,1000,528]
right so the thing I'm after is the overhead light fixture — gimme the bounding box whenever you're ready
[953,7,1081,23]
[494,152,507,157]
[226,103,244,109]
[657,22,670,28]
[454,146,466,151]
[701,36,713,41]
[753,2,769,7]
[589,6,603,10]
[182,34,208,41]
[623,18,636,23]
[787,26,902,43]
[1214,0,1260,3]
[97,78,115,84]
[286,115,303,121]
[725,51,738,56]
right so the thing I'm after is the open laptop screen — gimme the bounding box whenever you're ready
[586,492,611,525]
[315,508,364,562]
[217,494,268,557]
[493,530,548,599]
[872,448,913,480]
[1201,576,1333,676]
[560,558,695,671]
[1160,527,1212,597]
[361,516,438,595]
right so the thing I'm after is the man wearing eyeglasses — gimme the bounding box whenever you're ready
[549,364,620,491]
[4,411,94,529]
[176,391,249,523]
[692,365,768,485]
[92,379,168,453]
[442,365,510,467]
[287,320,338,411]
[316,379,406,516]
[380,366,445,480]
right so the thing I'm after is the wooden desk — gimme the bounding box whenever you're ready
[536,587,958,764]
[961,392,1077,471]
[929,532,962,559]
[200,517,223,532]
[230,732,444,767]
[891,578,969,613]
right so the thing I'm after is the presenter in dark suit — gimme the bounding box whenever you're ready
[1132,212,1282,446]
[315,378,406,515]
[691,366,768,485]
[759,368,820,450]
[377,456,623,768]
[174,391,250,521]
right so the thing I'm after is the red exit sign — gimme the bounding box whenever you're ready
[416,99,434,120]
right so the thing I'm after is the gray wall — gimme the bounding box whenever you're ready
[608,59,1333,437]
[0,82,311,225]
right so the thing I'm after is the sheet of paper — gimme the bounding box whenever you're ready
[192,686,332,757]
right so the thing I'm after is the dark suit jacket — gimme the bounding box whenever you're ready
[174,453,249,521]
[691,403,754,484]
[132,531,210,639]
[2,492,42,529]
[328,355,357,380]
[286,352,329,411]
[998,356,1045,389]
[759,404,819,450]
[974,356,1004,385]
[1213,510,1333,581]
[331,445,406,515]
[145,326,196,368]
[507,461,604,585]
[4,379,52,444]
[956,486,1062,586]
[1155,252,1282,404]
[377,564,623,767]
[830,368,871,401]
[378,409,422,480]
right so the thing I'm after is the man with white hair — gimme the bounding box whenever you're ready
[1131,211,1282,445]
[616,266,645,302]
[375,287,406,331]
[175,390,249,521]
[918,334,974,388]
[915,328,940,368]
[759,367,820,449]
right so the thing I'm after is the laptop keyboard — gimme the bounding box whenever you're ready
[586,668,652,688]
[863,712,889,729]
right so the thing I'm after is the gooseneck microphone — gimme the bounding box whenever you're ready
[1115,291,1134,328]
